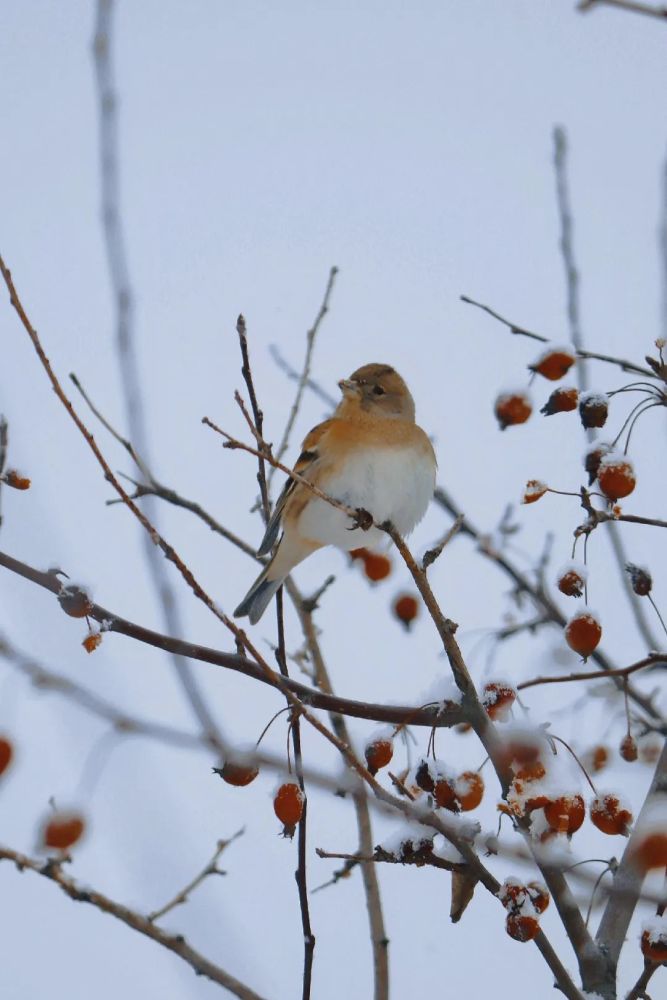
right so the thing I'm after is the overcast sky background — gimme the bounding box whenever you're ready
[1,2,666,998]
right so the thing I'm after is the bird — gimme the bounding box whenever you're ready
[234,363,437,624]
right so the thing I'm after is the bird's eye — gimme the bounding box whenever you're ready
[372,385,385,396]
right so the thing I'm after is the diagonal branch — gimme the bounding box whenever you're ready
[0,845,265,1000]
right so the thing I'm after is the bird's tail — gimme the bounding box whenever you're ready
[233,561,285,625]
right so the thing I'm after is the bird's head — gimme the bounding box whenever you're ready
[338,363,415,420]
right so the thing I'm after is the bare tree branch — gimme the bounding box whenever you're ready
[578,0,667,22]
[147,830,243,923]
[0,845,265,999]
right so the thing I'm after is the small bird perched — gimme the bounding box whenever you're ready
[234,363,437,624]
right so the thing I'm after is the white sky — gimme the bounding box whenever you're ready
[1,3,666,999]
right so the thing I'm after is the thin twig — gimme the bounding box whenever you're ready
[269,345,338,409]
[518,653,667,693]
[236,314,270,520]
[461,295,657,378]
[553,126,584,378]
[422,514,464,570]
[0,415,7,530]
[271,266,338,482]
[0,844,265,999]
[147,830,243,922]
[91,3,225,753]
[578,0,667,21]
[626,961,660,1000]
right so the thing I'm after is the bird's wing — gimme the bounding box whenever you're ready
[257,419,333,556]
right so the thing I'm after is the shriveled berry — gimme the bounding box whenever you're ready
[433,777,459,812]
[579,392,609,429]
[522,480,547,504]
[541,386,578,415]
[619,734,638,762]
[625,563,652,597]
[82,632,102,653]
[584,442,611,486]
[529,346,576,381]
[557,563,587,598]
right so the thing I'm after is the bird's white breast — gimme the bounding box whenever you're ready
[298,445,435,551]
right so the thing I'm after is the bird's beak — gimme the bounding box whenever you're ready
[338,378,357,396]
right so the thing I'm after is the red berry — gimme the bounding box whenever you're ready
[529,346,576,381]
[590,793,633,836]
[544,794,585,836]
[0,737,14,776]
[42,811,86,851]
[506,913,540,942]
[482,681,516,721]
[218,760,259,787]
[541,386,579,415]
[365,737,394,776]
[3,470,31,490]
[454,771,484,811]
[641,926,667,963]
[565,610,602,659]
[527,882,550,914]
[495,391,532,430]
[273,782,304,837]
[597,455,636,501]
[393,594,419,630]
[619,734,638,762]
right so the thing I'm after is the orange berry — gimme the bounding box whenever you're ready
[527,882,550,914]
[365,737,394,776]
[522,480,547,504]
[631,831,667,872]
[482,681,516,722]
[506,913,540,942]
[349,547,368,562]
[544,794,585,835]
[273,781,304,837]
[586,745,609,774]
[565,609,602,659]
[454,771,484,811]
[597,455,636,501]
[498,878,527,910]
[217,760,259,787]
[362,552,392,582]
[433,777,459,812]
[495,391,532,430]
[3,469,31,490]
[393,594,419,630]
[619,734,638,762]
[529,347,576,381]
[514,760,546,782]
[82,632,102,654]
[42,811,86,851]
[58,585,93,619]
[541,386,579,415]
[0,737,14,776]
[590,793,633,836]
[641,926,667,964]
